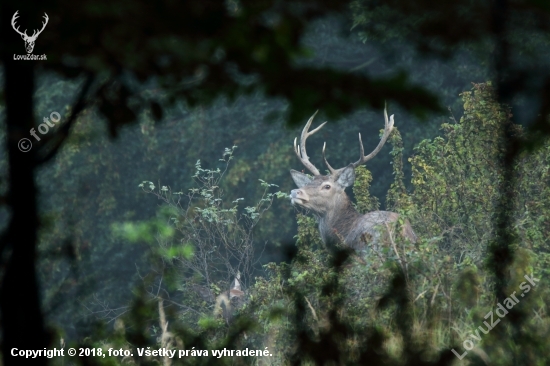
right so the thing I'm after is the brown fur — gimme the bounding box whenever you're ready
[213,276,244,323]
[290,173,416,253]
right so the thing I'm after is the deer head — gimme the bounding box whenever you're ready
[11,11,49,54]
[290,108,394,215]
[214,273,245,323]
[288,108,415,251]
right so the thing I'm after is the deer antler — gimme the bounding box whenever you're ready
[11,11,27,38]
[293,111,327,176]
[323,106,394,176]
[351,106,394,168]
[31,13,49,39]
[11,11,48,40]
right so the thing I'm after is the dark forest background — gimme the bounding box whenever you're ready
[0,0,550,365]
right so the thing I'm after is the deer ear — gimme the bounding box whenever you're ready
[290,170,313,188]
[335,165,355,187]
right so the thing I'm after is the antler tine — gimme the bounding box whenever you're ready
[322,142,337,176]
[294,137,319,174]
[299,111,325,160]
[41,13,48,29]
[350,106,395,169]
[11,10,19,25]
[293,111,327,176]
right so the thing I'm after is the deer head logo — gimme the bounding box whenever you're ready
[11,11,49,54]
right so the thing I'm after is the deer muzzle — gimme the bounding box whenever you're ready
[290,189,309,205]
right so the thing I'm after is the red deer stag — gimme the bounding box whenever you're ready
[290,108,416,253]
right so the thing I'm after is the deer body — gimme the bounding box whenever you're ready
[290,109,416,252]
[214,274,244,324]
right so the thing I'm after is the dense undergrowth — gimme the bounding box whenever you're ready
[67,83,550,365]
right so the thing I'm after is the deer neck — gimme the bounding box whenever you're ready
[317,197,361,245]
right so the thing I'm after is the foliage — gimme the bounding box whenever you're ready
[3,0,550,363]
[20,11,537,339]
[352,165,379,213]
[244,83,550,364]
[123,147,282,328]
[31,0,441,133]
[385,127,412,212]
[17,82,550,365]
[349,0,550,149]
[53,147,286,366]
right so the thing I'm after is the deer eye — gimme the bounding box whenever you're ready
[323,184,331,190]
